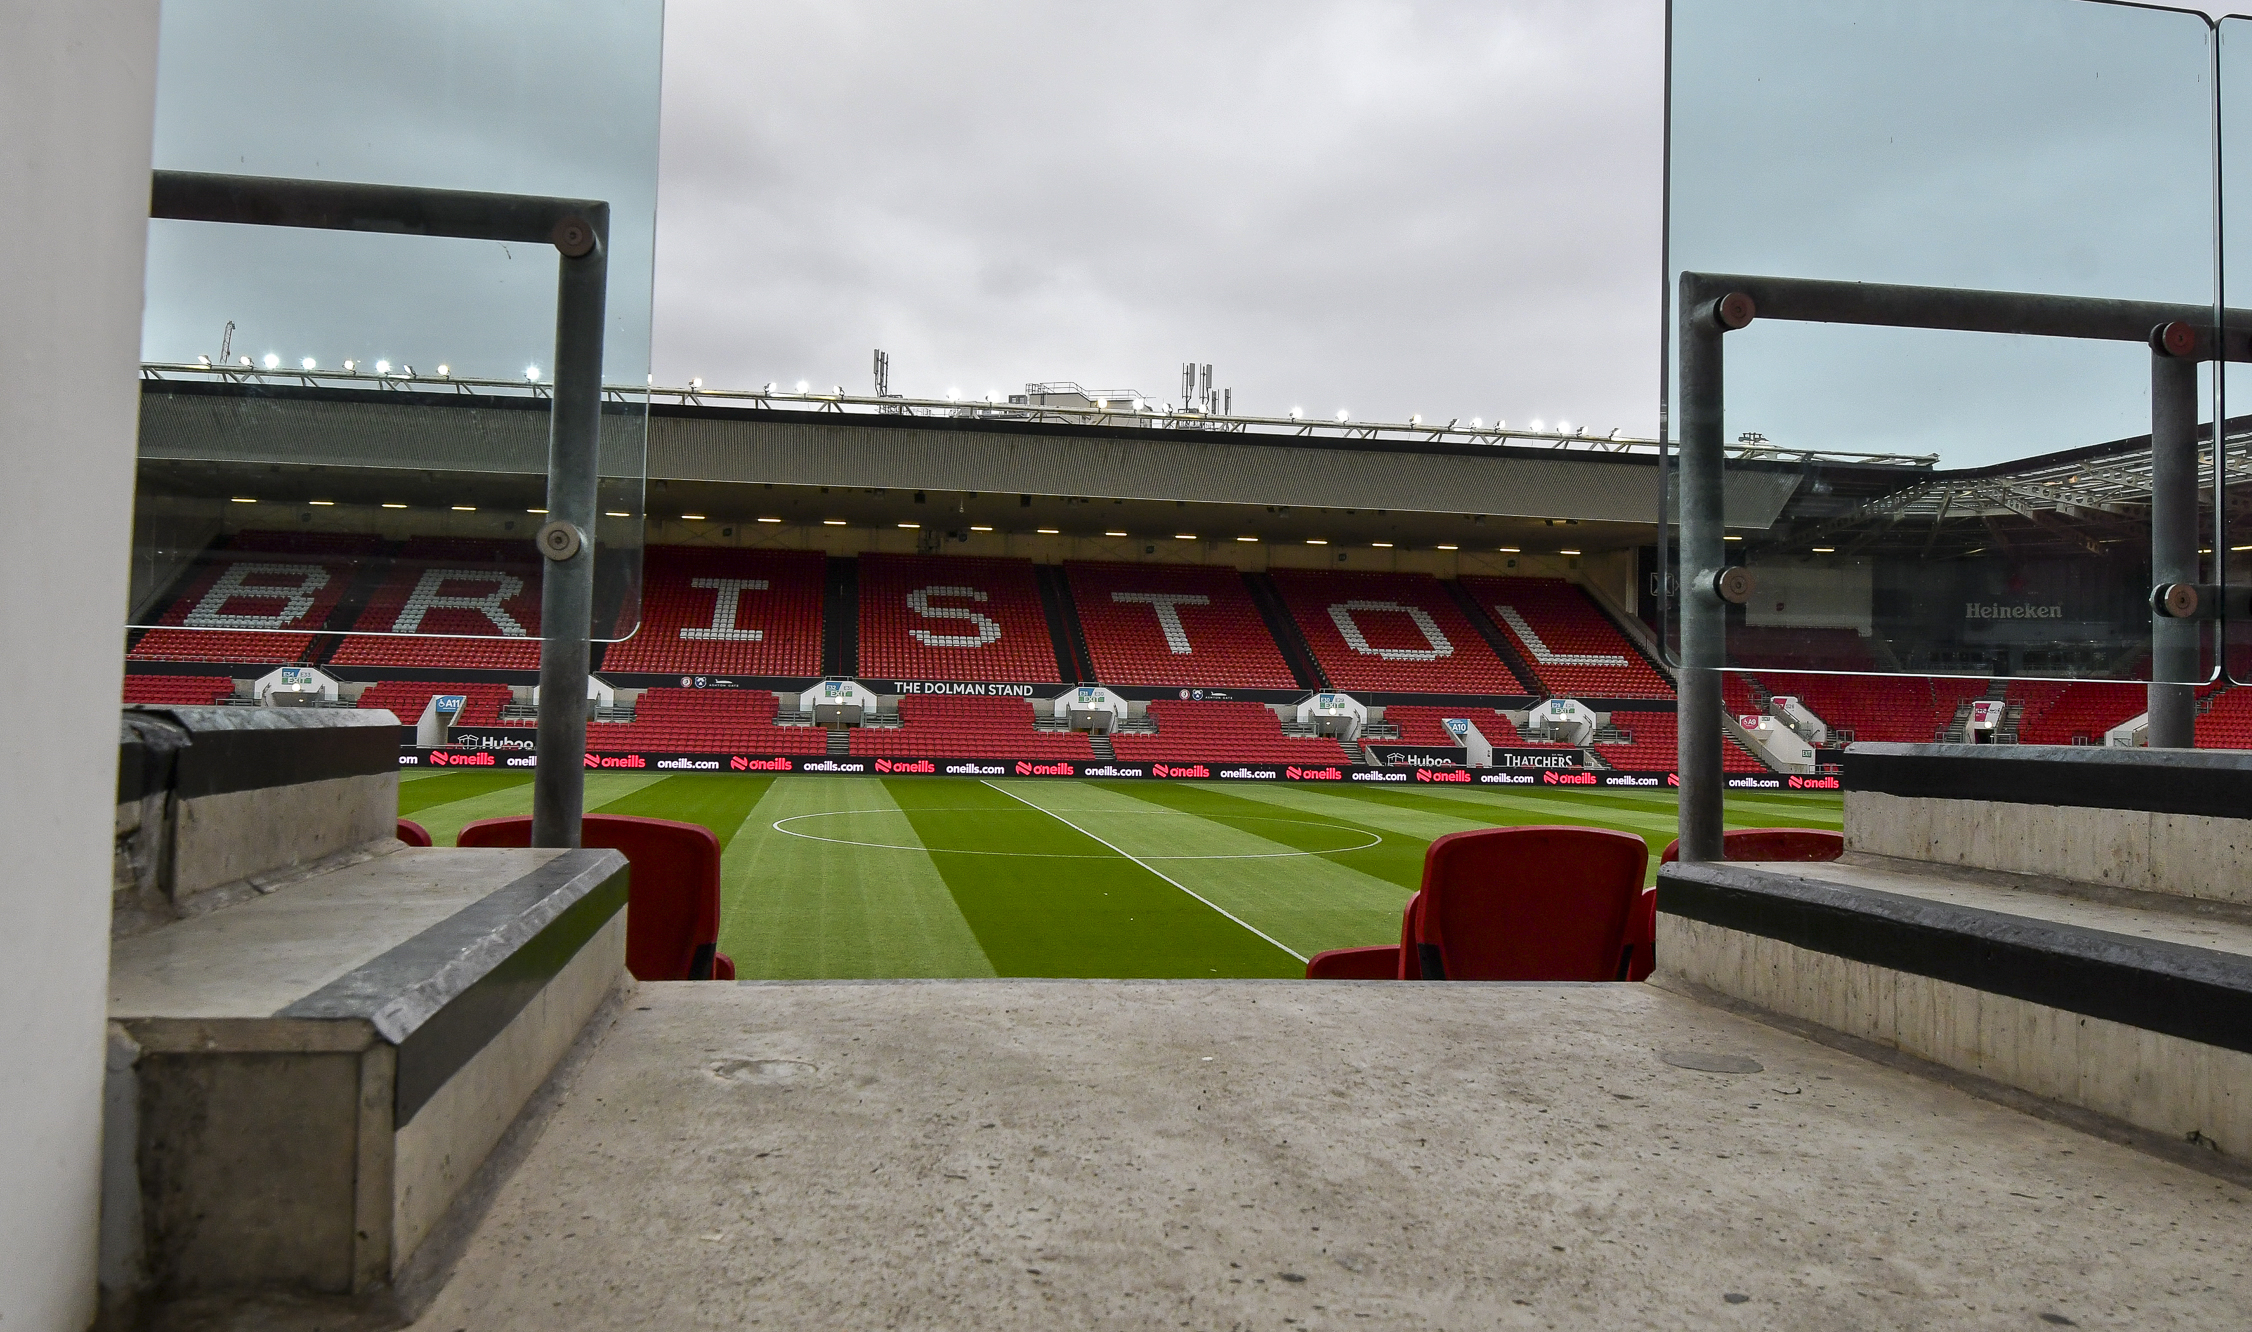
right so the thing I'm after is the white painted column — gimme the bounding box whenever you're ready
[0,3,162,1326]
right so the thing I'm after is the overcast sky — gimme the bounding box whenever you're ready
[650,0,1664,436]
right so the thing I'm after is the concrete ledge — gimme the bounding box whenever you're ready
[108,846,628,1301]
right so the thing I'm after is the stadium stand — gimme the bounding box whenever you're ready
[1379,704,1575,751]
[857,554,1061,684]
[356,680,519,728]
[587,687,828,754]
[122,674,233,705]
[2012,680,2149,746]
[1457,576,1672,698]
[1732,671,1987,745]
[1109,700,1358,765]
[1268,570,1518,694]
[1594,709,1769,772]
[2197,685,2252,750]
[1726,626,1882,673]
[128,530,384,665]
[329,537,544,670]
[1062,562,1297,688]
[597,546,825,677]
[848,696,1092,759]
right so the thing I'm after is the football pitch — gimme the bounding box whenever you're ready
[400,771,1842,980]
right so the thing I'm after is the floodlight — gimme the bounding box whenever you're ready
[342,360,356,371]
[436,365,449,377]
[262,353,280,369]
[796,380,810,393]
[1558,421,1572,433]
[401,365,413,377]
[1289,407,1303,420]
[1410,414,1422,426]
[196,354,211,367]
[689,377,704,389]
[525,365,541,381]
[238,356,252,367]
[1335,409,1349,422]
[946,388,960,401]
[1530,419,1544,431]
[300,357,316,370]
[375,360,390,374]
[1470,417,1481,428]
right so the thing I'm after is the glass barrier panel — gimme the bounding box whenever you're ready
[128,0,660,677]
[1663,0,2216,704]
[2219,16,2252,690]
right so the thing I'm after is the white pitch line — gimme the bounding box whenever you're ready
[981,780,1308,964]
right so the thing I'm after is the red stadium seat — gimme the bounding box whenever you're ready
[130,530,384,665]
[850,695,1091,759]
[1403,826,1649,981]
[1622,889,1657,982]
[1303,945,1404,980]
[588,688,828,755]
[455,814,733,981]
[330,537,546,670]
[1657,828,1845,864]
[1109,700,1356,765]
[395,819,432,847]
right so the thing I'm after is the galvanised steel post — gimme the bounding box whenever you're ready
[1676,281,1751,862]
[2148,332,2201,749]
[531,209,610,849]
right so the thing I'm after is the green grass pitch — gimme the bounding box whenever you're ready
[399,772,1842,979]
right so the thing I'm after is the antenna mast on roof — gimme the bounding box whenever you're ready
[873,348,891,397]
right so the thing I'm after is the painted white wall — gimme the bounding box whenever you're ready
[0,3,162,1326]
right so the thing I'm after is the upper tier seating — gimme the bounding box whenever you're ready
[857,554,1061,684]
[598,546,825,677]
[1592,709,1769,773]
[1109,701,1358,765]
[356,680,518,729]
[1740,672,1987,745]
[1269,570,1518,694]
[2196,685,2252,750]
[129,530,382,665]
[849,696,1092,759]
[329,537,545,669]
[587,688,829,755]
[2012,680,2149,746]
[1457,576,1671,698]
[1063,562,1296,688]
[122,675,233,706]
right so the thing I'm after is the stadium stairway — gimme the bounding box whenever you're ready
[1240,571,1327,690]
[1438,579,1543,693]
[1032,564,1093,682]
[1660,741,2252,1171]
[822,556,859,678]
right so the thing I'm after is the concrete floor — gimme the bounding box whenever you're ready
[392,980,2247,1330]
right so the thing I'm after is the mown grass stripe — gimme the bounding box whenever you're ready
[982,780,1308,963]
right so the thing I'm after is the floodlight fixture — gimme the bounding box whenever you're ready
[382,502,408,509]
[946,388,960,401]
[1812,546,1836,553]
[1174,533,1196,540]
[1236,536,1258,543]
[1559,548,1580,556]
[899,523,920,529]
[1558,421,1572,433]
[823,519,847,526]
[970,525,994,532]
[527,508,548,514]
[1335,409,1349,422]
[1497,546,1520,553]
[681,513,706,520]
[1436,544,1458,551]
[342,360,356,371]
[400,365,413,377]
[1036,527,1059,535]
[1410,414,1422,426]
[300,357,316,370]
[436,365,449,377]
[689,377,704,389]
[525,365,541,381]
[1371,541,1393,548]
[796,380,810,393]
[1290,407,1303,420]
[238,356,252,367]
[308,500,334,506]
[230,496,256,504]
[375,360,390,374]
[196,354,211,367]
[1105,530,1128,537]
[452,505,477,512]
[262,353,280,369]
[1306,538,1328,545]
[604,511,629,518]
[1530,419,1544,431]
[1470,417,1481,428]
[756,517,782,524]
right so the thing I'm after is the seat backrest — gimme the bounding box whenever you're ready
[455,814,723,980]
[1658,828,1844,864]
[1411,826,1649,981]
[396,818,432,847]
